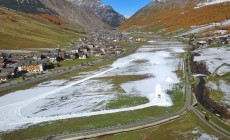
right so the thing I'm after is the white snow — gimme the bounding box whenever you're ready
[197,133,219,140]
[207,81,230,106]
[180,20,230,36]
[188,127,219,140]
[194,46,230,75]
[0,41,185,132]
[195,0,230,9]
[214,30,228,35]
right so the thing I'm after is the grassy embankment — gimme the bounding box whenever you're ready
[196,104,230,132]
[0,7,84,50]
[95,111,225,140]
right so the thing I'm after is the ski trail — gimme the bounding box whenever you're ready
[0,59,137,131]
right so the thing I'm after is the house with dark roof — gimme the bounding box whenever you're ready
[45,54,59,63]
[0,58,7,68]
[0,72,11,82]
[218,37,228,44]
[1,67,17,76]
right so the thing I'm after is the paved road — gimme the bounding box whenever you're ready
[189,106,230,138]
[184,51,230,139]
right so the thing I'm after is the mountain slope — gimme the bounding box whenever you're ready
[70,0,126,28]
[119,0,230,34]
[40,0,107,30]
[0,0,107,30]
[0,0,57,14]
[0,7,84,50]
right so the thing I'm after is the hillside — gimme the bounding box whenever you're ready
[0,7,84,50]
[119,0,230,34]
[70,0,126,28]
[0,0,107,31]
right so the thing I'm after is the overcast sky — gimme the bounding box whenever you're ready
[101,0,152,17]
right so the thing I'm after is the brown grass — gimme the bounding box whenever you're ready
[120,2,230,33]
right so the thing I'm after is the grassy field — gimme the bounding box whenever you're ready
[0,35,187,140]
[96,75,151,92]
[95,111,225,140]
[0,8,84,50]
[96,75,151,109]
[197,104,230,132]
[114,41,149,50]
[105,94,149,110]
[1,87,185,140]
[60,58,98,68]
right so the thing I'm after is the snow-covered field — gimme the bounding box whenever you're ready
[0,41,185,132]
[208,80,230,107]
[194,46,230,108]
[190,128,219,140]
[195,0,230,9]
[194,46,230,75]
[177,127,219,139]
[180,19,230,36]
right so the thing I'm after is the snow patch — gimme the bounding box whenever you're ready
[0,42,185,132]
[195,0,230,9]
[194,46,230,75]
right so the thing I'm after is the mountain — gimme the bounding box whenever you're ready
[0,0,107,30]
[40,0,108,30]
[119,0,230,34]
[70,0,126,28]
[0,6,84,50]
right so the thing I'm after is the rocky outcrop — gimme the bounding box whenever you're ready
[40,0,107,31]
[70,0,126,28]
[0,0,107,30]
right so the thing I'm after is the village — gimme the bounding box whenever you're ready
[0,30,136,83]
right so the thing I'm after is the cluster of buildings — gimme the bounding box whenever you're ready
[0,53,45,82]
[0,30,128,83]
[183,34,229,47]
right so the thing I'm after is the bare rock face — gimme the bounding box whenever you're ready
[70,0,126,28]
[0,0,107,30]
[0,0,56,14]
[40,0,107,30]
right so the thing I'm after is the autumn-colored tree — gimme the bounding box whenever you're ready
[36,14,67,25]
[4,12,16,22]
[0,9,5,15]
[119,2,230,34]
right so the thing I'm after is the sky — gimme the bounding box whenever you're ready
[101,0,153,18]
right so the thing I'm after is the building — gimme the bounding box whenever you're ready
[0,72,10,82]
[17,61,44,73]
[46,54,59,63]
[0,58,7,68]
[79,53,87,59]
[1,67,17,76]
[218,37,228,44]
[70,47,80,53]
